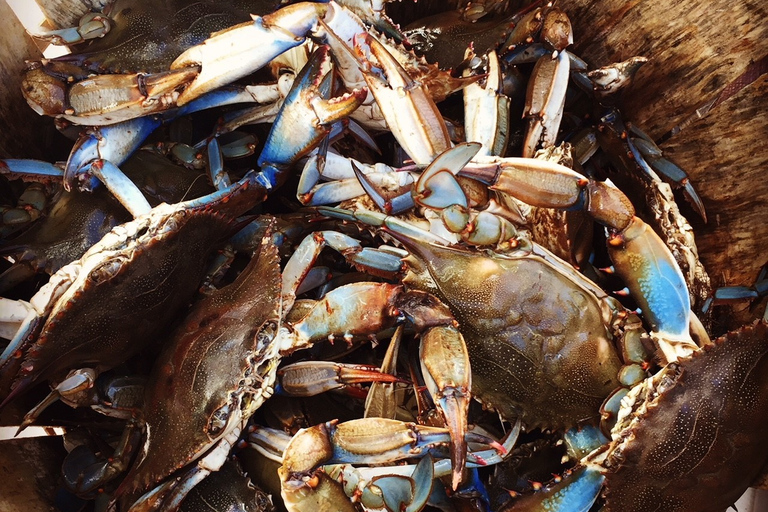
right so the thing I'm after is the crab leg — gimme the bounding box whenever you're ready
[28,11,111,45]
[419,324,471,490]
[456,156,696,362]
[297,148,419,213]
[365,325,403,419]
[250,419,517,511]
[279,418,503,512]
[171,2,329,106]
[0,159,64,181]
[276,361,404,396]
[281,229,402,311]
[628,124,707,221]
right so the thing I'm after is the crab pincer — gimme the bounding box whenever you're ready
[256,44,367,190]
[171,2,330,106]
[279,418,504,512]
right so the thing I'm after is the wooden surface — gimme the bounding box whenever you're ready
[0,1,49,159]
[565,0,768,328]
[0,437,63,512]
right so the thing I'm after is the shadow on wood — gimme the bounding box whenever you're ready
[565,0,768,329]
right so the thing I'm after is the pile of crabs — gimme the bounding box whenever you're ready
[2,0,768,511]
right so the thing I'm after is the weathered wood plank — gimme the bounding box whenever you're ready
[664,74,768,326]
[0,1,49,159]
[565,0,768,328]
[565,0,767,137]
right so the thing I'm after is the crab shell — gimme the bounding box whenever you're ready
[117,224,282,500]
[2,175,266,404]
[0,149,211,276]
[391,231,624,429]
[601,321,768,512]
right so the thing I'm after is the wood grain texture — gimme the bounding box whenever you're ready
[0,403,64,512]
[0,439,62,512]
[0,1,49,159]
[565,0,767,135]
[564,0,768,329]
[663,76,768,294]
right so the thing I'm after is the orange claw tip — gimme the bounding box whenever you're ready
[489,438,507,455]
[468,453,489,466]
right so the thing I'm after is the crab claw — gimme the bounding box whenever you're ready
[587,56,648,96]
[171,2,329,106]
[356,32,451,165]
[604,216,696,362]
[420,325,471,491]
[279,418,501,512]
[502,465,605,512]
[463,50,510,157]
[276,361,404,396]
[522,49,570,158]
[0,159,63,181]
[63,117,160,215]
[65,68,199,123]
[257,45,366,190]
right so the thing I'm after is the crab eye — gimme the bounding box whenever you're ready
[207,403,231,437]
[255,321,278,349]
[89,257,127,283]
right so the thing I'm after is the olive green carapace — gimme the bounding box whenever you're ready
[400,238,623,429]
[14,210,234,391]
[120,226,282,498]
[603,321,768,512]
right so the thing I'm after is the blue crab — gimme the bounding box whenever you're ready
[22,0,379,126]
[225,19,713,505]
[93,213,492,511]
[0,147,213,292]
[0,171,271,425]
[109,218,284,511]
[9,34,365,236]
[502,321,768,512]
[22,0,280,124]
